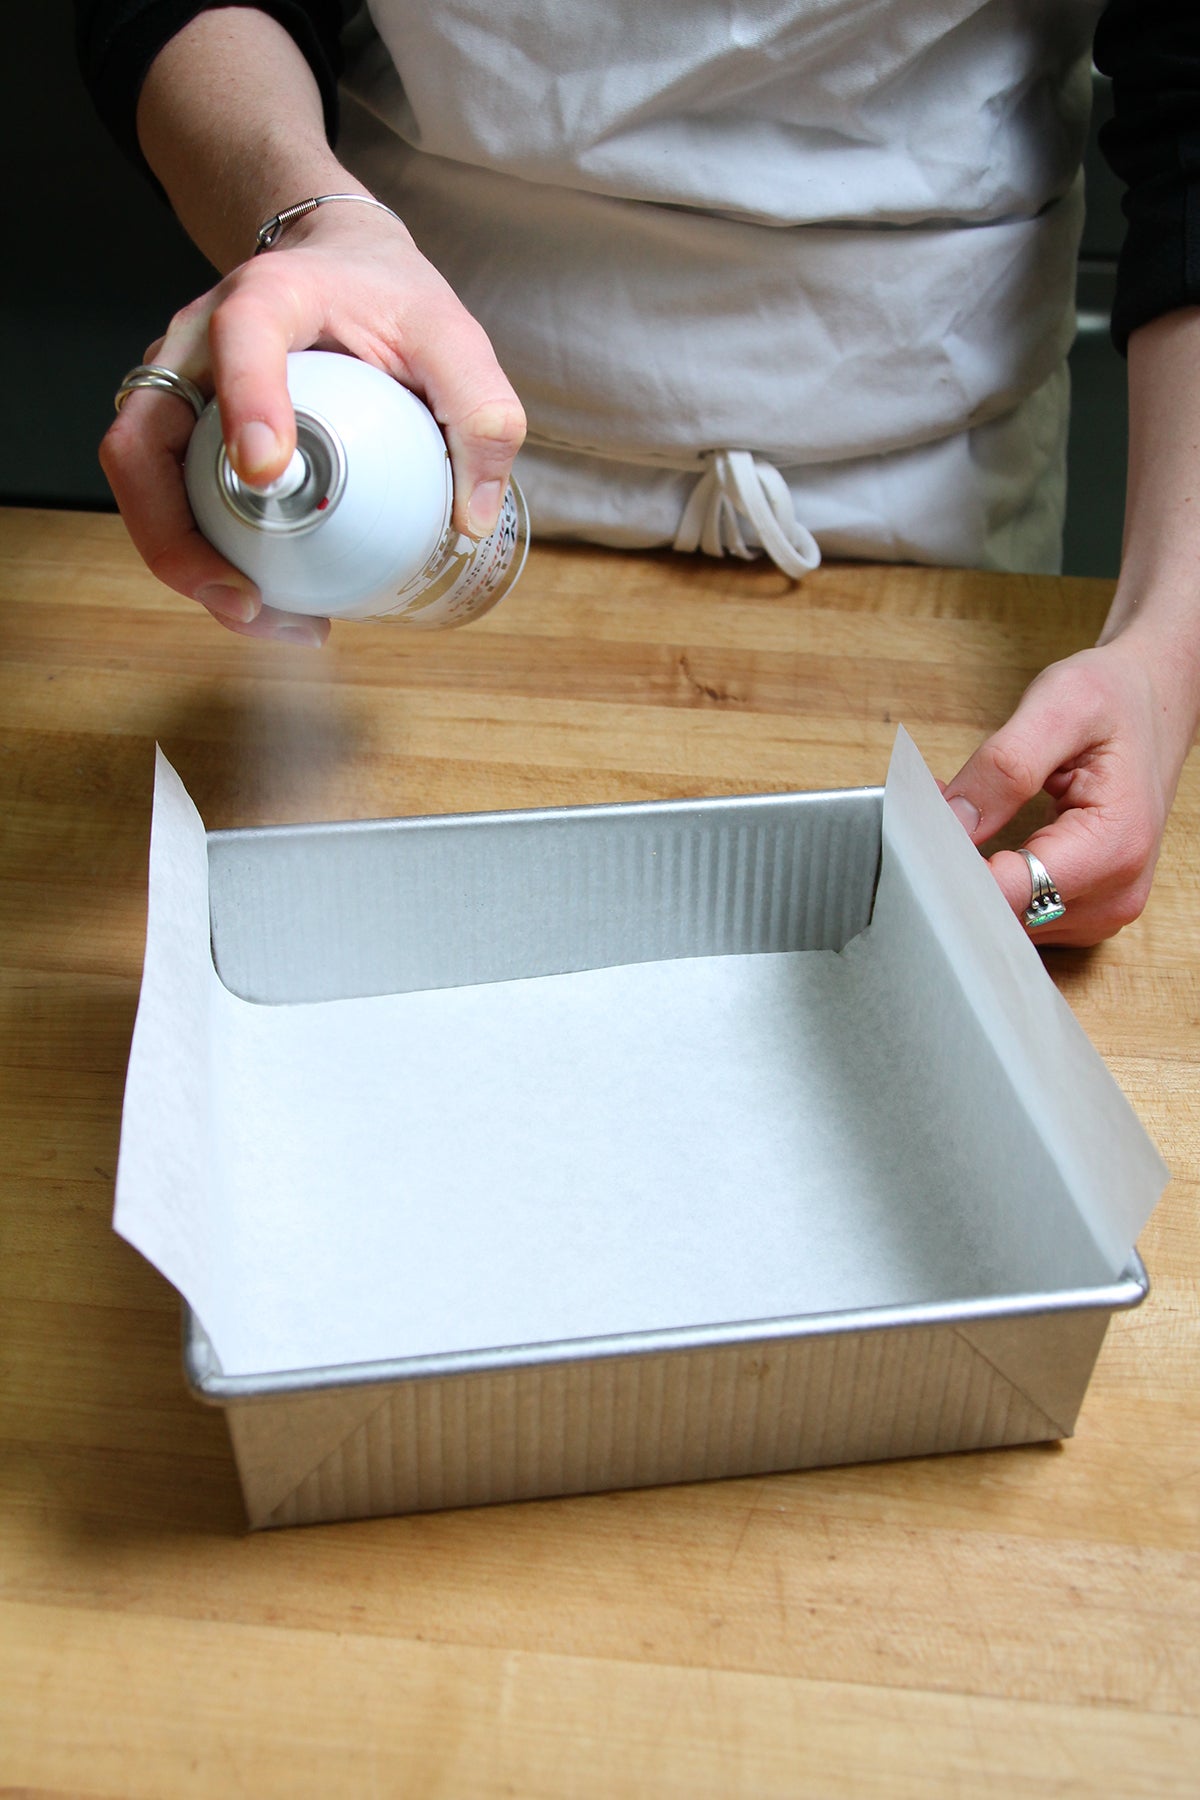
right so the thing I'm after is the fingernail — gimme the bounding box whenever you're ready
[948,795,981,835]
[466,480,503,538]
[272,623,326,648]
[235,421,282,482]
[197,582,259,623]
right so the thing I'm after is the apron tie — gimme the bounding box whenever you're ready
[674,450,822,579]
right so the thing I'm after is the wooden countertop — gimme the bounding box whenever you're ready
[1,506,1196,1796]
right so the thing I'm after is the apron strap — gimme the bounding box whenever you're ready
[674,450,822,579]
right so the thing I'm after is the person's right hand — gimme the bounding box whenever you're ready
[100,201,527,642]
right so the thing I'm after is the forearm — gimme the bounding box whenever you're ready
[136,6,363,273]
[1098,307,1200,747]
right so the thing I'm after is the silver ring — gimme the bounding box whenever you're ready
[114,364,206,421]
[1018,848,1066,930]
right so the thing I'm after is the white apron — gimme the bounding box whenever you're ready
[339,0,1101,574]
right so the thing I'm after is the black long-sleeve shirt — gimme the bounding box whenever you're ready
[74,0,1200,352]
[1093,0,1200,349]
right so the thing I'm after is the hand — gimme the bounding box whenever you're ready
[100,205,526,642]
[942,635,1197,945]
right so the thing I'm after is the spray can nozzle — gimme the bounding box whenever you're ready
[217,412,345,532]
[254,448,309,501]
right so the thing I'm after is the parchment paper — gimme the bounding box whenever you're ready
[114,732,1168,1377]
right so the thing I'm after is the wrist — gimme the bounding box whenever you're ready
[188,131,364,272]
[1104,309,1200,682]
[136,8,355,272]
[255,192,408,257]
[1096,608,1200,753]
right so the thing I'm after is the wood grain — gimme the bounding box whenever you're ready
[1,507,1196,1797]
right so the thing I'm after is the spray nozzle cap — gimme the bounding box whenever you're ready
[253,448,309,501]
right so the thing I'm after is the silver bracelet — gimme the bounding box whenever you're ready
[254,193,402,255]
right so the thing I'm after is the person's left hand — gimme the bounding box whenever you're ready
[941,633,1198,945]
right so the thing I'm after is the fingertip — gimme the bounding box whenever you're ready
[273,621,331,648]
[946,793,982,839]
[196,581,261,625]
[465,479,503,539]
[232,420,290,486]
[443,396,525,535]
[209,604,330,647]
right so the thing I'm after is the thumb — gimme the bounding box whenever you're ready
[444,396,528,538]
[942,708,1068,849]
[405,306,526,537]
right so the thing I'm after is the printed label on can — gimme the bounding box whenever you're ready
[368,481,530,628]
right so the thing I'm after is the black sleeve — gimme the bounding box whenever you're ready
[73,0,348,172]
[1094,0,1200,352]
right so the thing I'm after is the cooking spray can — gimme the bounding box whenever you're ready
[184,350,528,626]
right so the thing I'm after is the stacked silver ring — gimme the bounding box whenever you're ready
[114,364,206,422]
[1018,848,1066,929]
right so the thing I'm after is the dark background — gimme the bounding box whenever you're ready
[3,5,1130,577]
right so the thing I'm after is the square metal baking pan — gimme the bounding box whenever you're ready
[184,785,1147,1529]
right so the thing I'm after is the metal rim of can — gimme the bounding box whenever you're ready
[215,408,348,536]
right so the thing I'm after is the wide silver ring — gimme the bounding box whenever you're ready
[1018,848,1066,930]
[114,364,206,422]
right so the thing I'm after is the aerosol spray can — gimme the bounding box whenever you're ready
[184,350,528,626]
